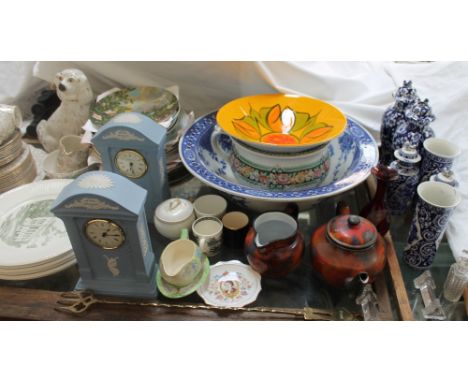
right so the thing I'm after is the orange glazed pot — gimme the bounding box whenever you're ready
[310,205,386,289]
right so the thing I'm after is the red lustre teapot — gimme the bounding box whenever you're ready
[310,202,386,288]
[245,211,304,278]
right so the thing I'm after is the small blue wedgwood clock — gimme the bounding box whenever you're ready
[92,112,170,222]
[51,171,157,298]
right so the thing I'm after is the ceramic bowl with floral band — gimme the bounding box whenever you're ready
[216,94,347,153]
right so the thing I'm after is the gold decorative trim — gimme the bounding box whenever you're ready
[102,129,144,142]
[64,197,119,210]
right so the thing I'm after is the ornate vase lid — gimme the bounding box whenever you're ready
[155,198,193,223]
[394,142,421,164]
[430,170,459,188]
[326,215,377,250]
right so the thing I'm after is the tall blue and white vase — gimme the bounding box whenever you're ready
[419,138,461,183]
[403,181,461,269]
[380,80,419,165]
[392,98,436,154]
[386,143,421,215]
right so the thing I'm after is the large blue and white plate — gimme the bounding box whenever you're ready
[179,112,378,212]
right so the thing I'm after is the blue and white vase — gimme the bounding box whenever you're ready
[392,98,436,154]
[430,169,459,188]
[403,181,461,269]
[386,143,421,215]
[380,80,419,165]
[420,138,461,182]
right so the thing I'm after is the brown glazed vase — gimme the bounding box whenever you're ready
[244,211,304,278]
[310,203,386,288]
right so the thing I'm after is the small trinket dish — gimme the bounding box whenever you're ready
[197,260,261,307]
[154,198,195,240]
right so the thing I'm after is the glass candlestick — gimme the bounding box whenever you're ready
[355,284,381,321]
[443,259,468,302]
[414,270,446,320]
[360,164,398,236]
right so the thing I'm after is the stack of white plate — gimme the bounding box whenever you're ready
[0,179,76,280]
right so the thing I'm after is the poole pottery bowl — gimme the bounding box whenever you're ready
[179,111,379,212]
[216,94,347,153]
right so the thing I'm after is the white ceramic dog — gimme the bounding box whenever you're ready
[37,69,94,152]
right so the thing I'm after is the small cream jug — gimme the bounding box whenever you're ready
[56,134,90,172]
[159,229,203,287]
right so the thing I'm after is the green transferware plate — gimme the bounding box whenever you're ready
[156,256,210,299]
[91,87,180,129]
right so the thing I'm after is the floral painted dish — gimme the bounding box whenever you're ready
[197,260,261,307]
[179,111,379,212]
[156,255,210,299]
[91,87,180,129]
[216,94,347,153]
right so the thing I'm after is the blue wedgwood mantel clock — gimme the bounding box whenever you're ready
[51,171,157,298]
[92,112,170,222]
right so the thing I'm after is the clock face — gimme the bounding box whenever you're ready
[84,219,126,250]
[114,149,148,179]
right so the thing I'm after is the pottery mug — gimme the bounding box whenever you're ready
[192,216,223,257]
[56,135,90,173]
[0,104,22,145]
[222,211,250,249]
[403,181,461,269]
[420,138,461,182]
[193,194,227,219]
[159,229,203,287]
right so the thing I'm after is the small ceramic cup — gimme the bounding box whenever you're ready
[193,194,227,218]
[159,229,203,287]
[56,135,90,173]
[0,104,22,145]
[192,216,223,257]
[154,198,195,240]
[420,138,461,182]
[222,211,250,249]
[403,181,461,269]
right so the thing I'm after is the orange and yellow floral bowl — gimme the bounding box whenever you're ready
[216,94,347,153]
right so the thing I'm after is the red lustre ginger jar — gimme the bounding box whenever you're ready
[310,206,386,288]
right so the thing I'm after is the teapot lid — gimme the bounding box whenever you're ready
[155,198,193,223]
[326,214,377,250]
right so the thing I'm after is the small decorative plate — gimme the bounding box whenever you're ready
[0,179,73,267]
[90,87,180,129]
[156,256,210,299]
[216,94,347,152]
[197,260,261,307]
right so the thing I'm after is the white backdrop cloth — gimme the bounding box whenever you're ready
[1,61,466,260]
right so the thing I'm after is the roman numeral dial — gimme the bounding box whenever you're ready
[84,219,126,250]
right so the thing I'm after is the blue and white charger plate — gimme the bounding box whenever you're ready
[179,112,378,211]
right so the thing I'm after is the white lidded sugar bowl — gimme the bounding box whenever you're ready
[154,198,195,240]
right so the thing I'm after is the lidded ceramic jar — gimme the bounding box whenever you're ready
[154,198,195,240]
[430,169,459,188]
[310,210,386,289]
[386,143,422,215]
